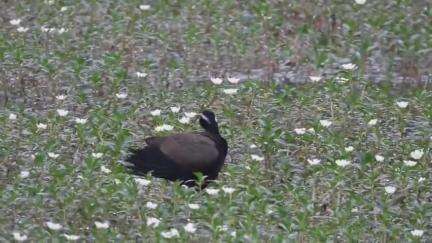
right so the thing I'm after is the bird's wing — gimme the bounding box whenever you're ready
[156,133,220,171]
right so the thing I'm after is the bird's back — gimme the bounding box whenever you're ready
[147,133,223,170]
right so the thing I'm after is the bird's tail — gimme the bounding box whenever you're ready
[125,147,155,176]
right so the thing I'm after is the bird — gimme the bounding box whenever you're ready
[126,110,228,187]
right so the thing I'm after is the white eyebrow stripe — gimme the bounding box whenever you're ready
[200,114,211,123]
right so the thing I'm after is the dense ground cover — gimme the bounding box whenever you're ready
[1,0,431,241]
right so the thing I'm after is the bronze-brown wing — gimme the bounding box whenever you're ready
[156,133,220,171]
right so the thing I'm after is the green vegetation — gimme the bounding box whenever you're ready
[1,0,431,241]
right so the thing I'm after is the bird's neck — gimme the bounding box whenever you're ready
[205,125,220,136]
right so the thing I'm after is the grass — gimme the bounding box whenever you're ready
[1,0,431,242]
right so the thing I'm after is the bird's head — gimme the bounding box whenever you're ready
[199,110,219,134]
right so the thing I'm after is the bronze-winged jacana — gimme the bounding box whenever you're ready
[126,110,228,187]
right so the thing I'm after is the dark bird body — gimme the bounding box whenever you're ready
[126,110,228,186]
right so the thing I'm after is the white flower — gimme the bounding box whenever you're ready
[63,234,80,241]
[307,127,315,133]
[184,223,197,233]
[136,71,148,78]
[210,77,223,85]
[230,231,237,237]
[37,123,48,130]
[56,109,69,117]
[116,93,127,99]
[335,159,351,167]
[403,160,417,167]
[205,188,220,196]
[135,178,151,186]
[410,149,424,160]
[94,221,110,229]
[396,101,409,108]
[92,152,103,159]
[57,28,67,34]
[101,165,111,174]
[146,201,158,209]
[355,0,366,4]
[375,154,384,162]
[146,217,160,228]
[345,146,354,152]
[227,76,240,84]
[179,116,190,124]
[161,228,179,239]
[75,118,87,124]
[249,144,257,149]
[170,106,180,113]
[114,179,121,184]
[188,203,200,210]
[228,77,240,84]
[309,76,322,82]
[341,63,357,70]
[222,186,235,194]
[46,221,63,230]
[56,94,67,100]
[220,225,229,231]
[294,128,306,135]
[10,19,21,25]
[320,119,332,127]
[41,26,54,33]
[184,112,197,118]
[251,154,264,161]
[48,152,59,159]
[307,158,321,165]
[139,4,151,10]
[384,186,396,194]
[20,170,30,178]
[41,26,49,32]
[368,119,378,126]
[150,109,161,116]
[12,232,27,242]
[411,229,424,237]
[418,177,425,183]
[223,88,238,95]
[60,6,68,12]
[335,77,349,83]
[9,113,17,120]
[155,124,173,132]
[17,26,29,33]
